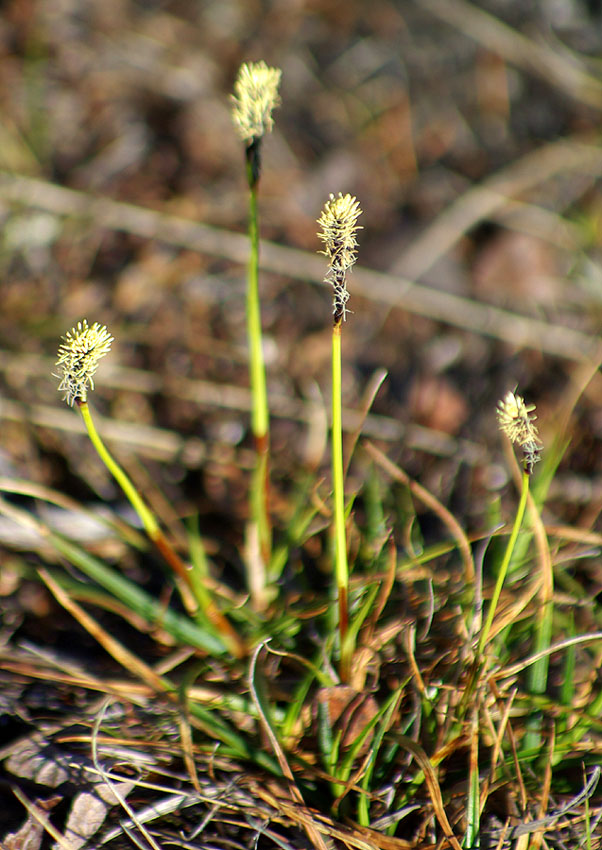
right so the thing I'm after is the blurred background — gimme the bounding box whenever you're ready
[1,0,602,543]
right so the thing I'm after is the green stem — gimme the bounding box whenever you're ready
[78,401,245,657]
[246,183,269,441]
[78,400,158,538]
[251,445,270,563]
[246,175,271,568]
[332,320,350,680]
[478,468,530,656]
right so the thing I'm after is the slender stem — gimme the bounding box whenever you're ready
[245,168,271,568]
[478,468,530,656]
[246,182,269,441]
[78,400,159,538]
[524,494,553,750]
[332,320,350,680]
[77,401,245,657]
[251,444,270,558]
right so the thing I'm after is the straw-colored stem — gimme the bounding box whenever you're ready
[478,468,530,656]
[332,320,350,680]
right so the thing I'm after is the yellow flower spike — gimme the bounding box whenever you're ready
[317,193,363,324]
[55,319,113,406]
[497,390,543,474]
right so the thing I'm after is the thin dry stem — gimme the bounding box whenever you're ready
[38,568,172,696]
[1,165,602,361]
[10,786,74,850]
[249,642,332,850]
[420,0,602,111]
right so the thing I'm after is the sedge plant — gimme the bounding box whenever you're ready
[317,192,363,683]
[478,390,543,657]
[54,319,244,658]
[3,54,596,850]
[230,61,281,594]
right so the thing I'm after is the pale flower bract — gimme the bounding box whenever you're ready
[55,319,113,406]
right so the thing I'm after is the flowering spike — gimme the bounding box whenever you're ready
[497,390,543,474]
[55,319,113,406]
[231,61,282,143]
[317,193,363,323]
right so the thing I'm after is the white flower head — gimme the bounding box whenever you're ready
[231,61,282,143]
[55,319,113,406]
[317,193,363,322]
[497,390,543,473]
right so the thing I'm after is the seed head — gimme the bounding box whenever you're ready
[317,193,363,322]
[55,319,113,406]
[497,390,543,473]
[231,61,282,143]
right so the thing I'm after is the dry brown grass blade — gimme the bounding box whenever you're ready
[0,477,122,525]
[250,782,416,850]
[364,441,475,584]
[419,0,602,111]
[488,678,528,814]
[249,642,333,850]
[177,709,202,795]
[38,568,171,697]
[0,170,600,362]
[396,137,602,283]
[90,699,163,850]
[482,686,518,803]
[545,524,602,547]
[344,368,389,476]
[403,624,428,698]
[391,735,463,850]
[0,358,467,457]
[0,396,186,462]
[0,659,152,704]
[484,573,541,647]
[495,632,602,681]
[10,785,75,850]
[364,535,397,639]
[530,725,555,850]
